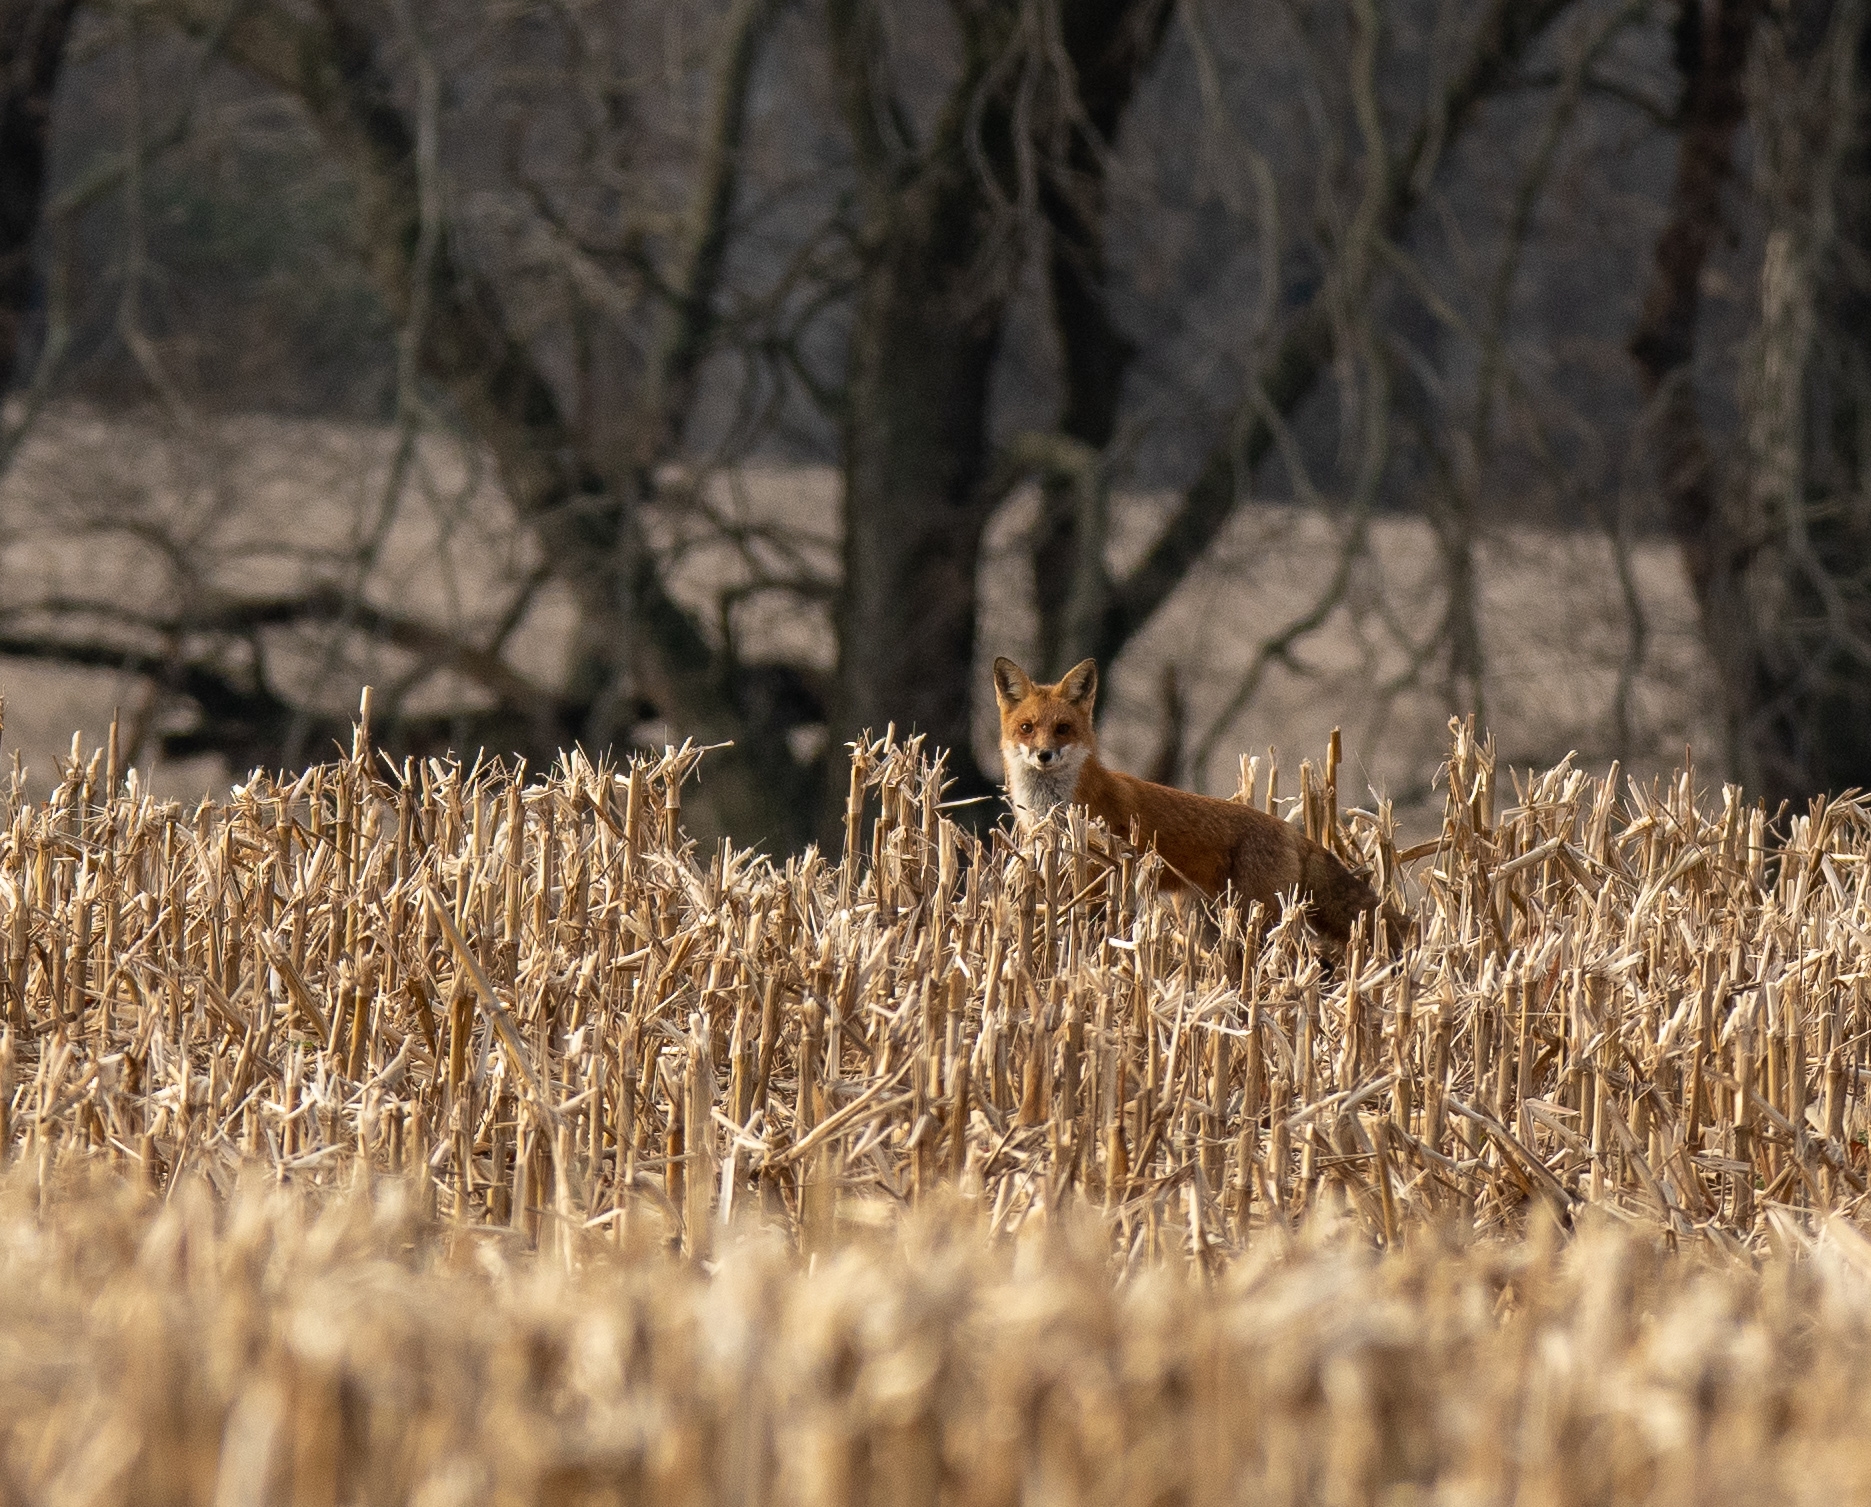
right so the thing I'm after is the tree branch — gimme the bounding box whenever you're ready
[825,0,908,198]
[643,0,786,458]
[1029,0,1173,676]
[146,0,816,843]
[1087,0,1587,668]
[16,589,564,718]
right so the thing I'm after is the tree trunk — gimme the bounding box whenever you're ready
[1030,0,1172,680]
[1628,0,1770,788]
[1629,0,1871,803]
[1733,3,1871,798]
[834,156,1012,814]
[830,0,1176,830]
[0,0,78,393]
[825,2,1028,824]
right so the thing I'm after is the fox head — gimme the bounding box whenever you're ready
[992,657,1099,797]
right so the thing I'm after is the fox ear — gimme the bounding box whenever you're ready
[992,657,1035,708]
[1058,658,1099,711]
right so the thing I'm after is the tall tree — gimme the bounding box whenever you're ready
[0,0,1738,849]
[825,0,1177,824]
[142,0,813,843]
[1628,0,1770,789]
[1072,0,1587,676]
[1631,0,1871,803]
[824,0,1025,817]
[1028,0,1172,680]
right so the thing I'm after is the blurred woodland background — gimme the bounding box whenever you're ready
[0,0,1860,849]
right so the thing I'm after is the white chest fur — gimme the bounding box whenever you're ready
[1001,742,1089,826]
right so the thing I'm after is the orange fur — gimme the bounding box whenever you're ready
[993,656,1385,948]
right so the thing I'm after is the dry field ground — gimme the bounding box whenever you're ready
[8,1182,1871,1507]
[0,410,1719,828]
[0,694,1853,1499]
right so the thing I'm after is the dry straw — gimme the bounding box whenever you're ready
[1,1178,1871,1506]
[0,701,1867,1258]
[1,706,1871,1501]
[0,696,1863,1258]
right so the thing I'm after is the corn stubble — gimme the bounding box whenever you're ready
[3,712,1871,1501]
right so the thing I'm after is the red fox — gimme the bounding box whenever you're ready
[993,656,1387,950]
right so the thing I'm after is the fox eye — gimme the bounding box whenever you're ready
[1055,722,1072,736]
[1019,721,1033,735]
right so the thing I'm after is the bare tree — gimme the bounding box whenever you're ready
[1631,0,1871,804]
[825,0,1178,826]
[9,0,1838,845]
[119,0,811,842]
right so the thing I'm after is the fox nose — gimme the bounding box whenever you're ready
[1036,748,1056,765]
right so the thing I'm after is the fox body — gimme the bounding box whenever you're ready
[993,656,1383,948]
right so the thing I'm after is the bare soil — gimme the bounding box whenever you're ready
[0,409,1717,826]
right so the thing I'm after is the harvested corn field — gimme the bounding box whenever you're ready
[2,711,1871,1503]
[2,1180,1871,1507]
[0,711,1868,1251]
